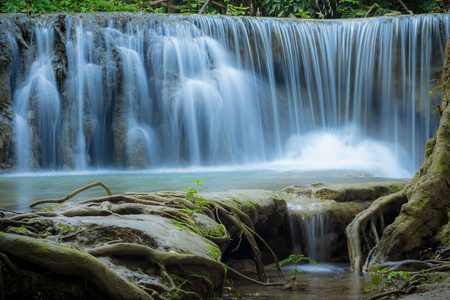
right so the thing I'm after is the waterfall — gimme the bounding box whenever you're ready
[288,205,333,262]
[13,23,61,170]
[5,14,450,174]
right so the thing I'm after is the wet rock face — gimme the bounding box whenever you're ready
[207,181,407,263]
[283,180,408,202]
[282,181,409,262]
[0,16,18,169]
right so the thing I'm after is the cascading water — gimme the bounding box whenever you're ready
[5,14,450,175]
[288,204,334,262]
[13,23,61,170]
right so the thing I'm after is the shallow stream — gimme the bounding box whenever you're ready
[232,263,374,300]
[0,169,400,211]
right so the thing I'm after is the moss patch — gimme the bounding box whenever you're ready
[206,245,221,261]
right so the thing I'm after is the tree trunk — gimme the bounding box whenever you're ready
[347,36,450,271]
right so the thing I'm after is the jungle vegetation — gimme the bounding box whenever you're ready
[0,0,448,19]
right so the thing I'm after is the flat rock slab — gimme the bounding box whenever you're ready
[282,180,409,202]
[44,213,220,260]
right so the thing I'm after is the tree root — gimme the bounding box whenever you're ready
[29,181,113,208]
[366,290,406,300]
[346,191,407,272]
[399,263,450,290]
[0,233,153,300]
[86,243,284,287]
[7,182,286,298]
[81,194,166,207]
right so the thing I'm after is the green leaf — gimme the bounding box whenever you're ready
[364,284,373,292]
[371,274,382,285]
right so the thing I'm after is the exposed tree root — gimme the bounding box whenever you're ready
[346,191,407,272]
[4,181,287,299]
[366,290,406,300]
[0,233,153,300]
[399,263,450,290]
[29,181,113,208]
[85,242,283,287]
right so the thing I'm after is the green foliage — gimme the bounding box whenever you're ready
[364,267,412,293]
[262,0,312,18]
[223,0,248,16]
[429,75,448,116]
[182,178,209,214]
[336,0,367,19]
[222,279,241,298]
[0,0,443,17]
[227,4,248,16]
[0,0,139,14]
[279,254,316,281]
[180,0,200,13]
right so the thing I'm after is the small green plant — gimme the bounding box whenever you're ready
[429,75,448,116]
[295,8,310,18]
[182,178,208,213]
[279,254,316,282]
[223,279,240,297]
[154,7,165,13]
[364,267,389,293]
[364,267,411,293]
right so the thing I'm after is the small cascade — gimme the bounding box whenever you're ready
[289,209,334,262]
[4,14,450,173]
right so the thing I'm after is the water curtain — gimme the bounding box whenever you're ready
[9,14,450,175]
